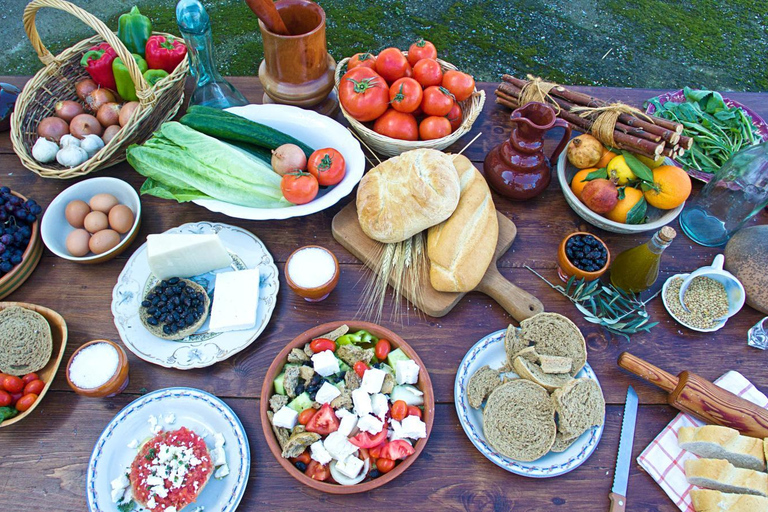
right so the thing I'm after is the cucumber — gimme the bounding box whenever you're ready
[376,362,395,376]
[274,373,286,395]
[288,392,313,413]
[390,385,424,406]
[387,348,410,369]
[180,105,314,158]
[338,359,351,372]
[226,140,273,164]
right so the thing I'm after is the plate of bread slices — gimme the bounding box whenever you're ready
[455,312,606,477]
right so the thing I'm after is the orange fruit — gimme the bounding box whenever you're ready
[570,169,596,201]
[606,186,644,223]
[596,148,618,168]
[644,165,692,209]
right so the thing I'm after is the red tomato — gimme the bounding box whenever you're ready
[390,400,408,421]
[353,361,368,378]
[9,393,21,407]
[407,39,437,66]
[305,460,330,481]
[389,78,423,113]
[349,426,388,448]
[442,70,475,102]
[413,58,443,88]
[338,67,389,122]
[2,375,24,394]
[0,390,10,407]
[446,102,462,132]
[281,171,318,205]
[347,52,376,70]
[22,373,39,385]
[298,408,317,426]
[421,86,454,116]
[407,406,423,419]
[305,403,340,435]
[403,63,413,78]
[374,339,391,361]
[307,148,346,186]
[309,337,336,353]
[291,450,312,465]
[376,457,396,473]
[15,393,37,412]
[419,116,452,140]
[375,47,409,83]
[369,443,385,459]
[23,379,44,396]
[381,439,415,461]
[373,109,418,141]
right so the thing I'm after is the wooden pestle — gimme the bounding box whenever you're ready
[245,0,290,35]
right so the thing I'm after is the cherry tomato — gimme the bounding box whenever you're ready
[353,361,368,378]
[291,450,312,465]
[0,390,10,407]
[419,116,452,140]
[9,393,21,407]
[281,171,318,205]
[421,86,454,116]
[305,460,330,481]
[407,406,423,419]
[298,408,317,426]
[350,427,388,448]
[15,393,37,412]
[23,379,44,396]
[442,70,475,102]
[307,148,346,186]
[347,52,376,71]
[22,373,39,385]
[309,337,336,354]
[446,102,462,132]
[305,403,340,436]
[389,77,423,113]
[390,400,408,421]
[375,47,409,83]
[374,339,391,361]
[413,58,443,88]
[338,67,389,122]
[369,443,385,459]
[407,39,437,66]
[381,439,416,461]
[376,457,396,473]
[373,109,418,141]
[2,375,24,394]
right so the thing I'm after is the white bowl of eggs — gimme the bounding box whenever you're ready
[41,177,141,264]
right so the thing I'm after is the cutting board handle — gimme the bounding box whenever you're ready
[475,265,544,322]
[618,352,679,393]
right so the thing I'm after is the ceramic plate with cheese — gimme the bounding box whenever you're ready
[87,387,249,512]
[112,221,278,369]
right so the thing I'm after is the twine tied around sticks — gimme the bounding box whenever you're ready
[518,74,561,113]
[570,103,653,147]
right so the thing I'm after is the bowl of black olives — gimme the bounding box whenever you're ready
[557,232,610,282]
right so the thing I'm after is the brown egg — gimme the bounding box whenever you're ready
[66,229,91,257]
[89,229,120,254]
[83,210,109,233]
[108,204,134,234]
[89,193,119,213]
[64,200,91,229]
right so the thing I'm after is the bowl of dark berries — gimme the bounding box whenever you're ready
[557,232,610,282]
[0,187,44,299]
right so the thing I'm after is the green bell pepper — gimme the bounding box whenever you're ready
[113,54,148,101]
[0,406,18,425]
[143,69,169,86]
[117,6,152,56]
[336,329,378,346]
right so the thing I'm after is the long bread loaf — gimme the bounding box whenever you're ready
[685,458,768,497]
[690,489,768,511]
[678,426,765,471]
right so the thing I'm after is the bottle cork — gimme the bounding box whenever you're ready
[659,226,677,242]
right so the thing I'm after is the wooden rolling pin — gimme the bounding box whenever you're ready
[618,352,768,438]
[244,0,290,35]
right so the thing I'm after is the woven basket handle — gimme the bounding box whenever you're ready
[23,0,153,103]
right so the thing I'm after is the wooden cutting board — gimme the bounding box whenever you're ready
[331,202,544,321]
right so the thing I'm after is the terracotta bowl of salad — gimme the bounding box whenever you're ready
[260,321,434,494]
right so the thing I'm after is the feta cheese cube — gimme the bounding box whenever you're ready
[357,414,384,435]
[312,350,340,377]
[272,406,299,429]
[111,487,125,503]
[370,393,388,419]
[335,454,364,479]
[214,464,229,479]
[127,439,138,449]
[111,473,129,490]
[151,485,169,499]
[209,269,261,332]
[400,415,427,439]
[164,413,176,425]
[323,431,358,460]
[337,414,358,437]
[361,368,386,394]
[395,360,420,385]
[147,496,157,510]
[335,408,354,419]
[351,388,372,417]
[310,440,333,465]
[211,446,227,467]
[213,433,226,448]
[389,419,403,440]
[315,382,342,404]
[146,475,164,487]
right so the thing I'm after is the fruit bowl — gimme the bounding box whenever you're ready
[556,148,684,234]
[0,191,43,300]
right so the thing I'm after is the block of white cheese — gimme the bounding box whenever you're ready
[315,382,342,404]
[272,406,298,429]
[209,269,260,332]
[147,234,231,280]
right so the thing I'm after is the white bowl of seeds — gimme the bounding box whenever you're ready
[661,272,742,333]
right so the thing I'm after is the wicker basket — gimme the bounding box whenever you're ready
[334,54,485,157]
[10,0,189,179]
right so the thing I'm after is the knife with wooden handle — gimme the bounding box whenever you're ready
[610,386,638,512]
[618,352,768,438]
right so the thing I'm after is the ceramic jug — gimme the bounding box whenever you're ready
[484,101,571,200]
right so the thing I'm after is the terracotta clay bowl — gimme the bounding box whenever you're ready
[284,245,340,302]
[260,321,435,494]
[557,232,610,282]
[0,191,43,300]
[66,339,129,398]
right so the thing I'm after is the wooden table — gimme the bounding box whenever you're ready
[0,76,766,511]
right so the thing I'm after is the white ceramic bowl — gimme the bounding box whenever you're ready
[556,148,684,234]
[41,177,141,264]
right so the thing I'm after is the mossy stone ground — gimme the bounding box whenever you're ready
[3,0,767,90]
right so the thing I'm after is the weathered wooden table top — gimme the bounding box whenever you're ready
[0,76,766,512]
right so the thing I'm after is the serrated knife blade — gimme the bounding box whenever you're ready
[609,386,638,512]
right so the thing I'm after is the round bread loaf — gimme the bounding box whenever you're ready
[520,312,587,376]
[724,225,768,314]
[139,279,210,341]
[0,305,53,376]
[356,149,460,244]
[552,377,605,438]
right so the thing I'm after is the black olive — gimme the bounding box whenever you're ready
[178,280,186,288]
[369,469,380,479]
[141,300,151,307]
[161,280,169,288]
[196,292,204,301]
[295,383,305,395]
[147,306,157,315]
[295,462,307,472]
[151,296,160,306]
[147,317,159,326]
[183,297,191,307]
[168,277,180,285]
[163,324,172,334]
[165,314,174,323]
[185,314,195,324]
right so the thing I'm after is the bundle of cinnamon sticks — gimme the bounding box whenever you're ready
[496,75,692,159]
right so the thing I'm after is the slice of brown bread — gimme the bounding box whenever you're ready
[0,306,52,376]
[520,312,587,376]
[513,356,573,392]
[514,346,539,364]
[552,378,605,437]
[540,355,573,374]
[504,325,529,366]
[139,279,210,341]
[551,431,580,453]
[467,365,503,409]
[482,379,556,461]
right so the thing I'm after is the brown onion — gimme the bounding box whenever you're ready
[55,100,85,123]
[69,113,103,139]
[37,116,70,142]
[96,102,121,127]
[102,124,121,144]
[118,101,139,127]
[85,88,116,113]
[75,79,98,101]
[271,144,307,176]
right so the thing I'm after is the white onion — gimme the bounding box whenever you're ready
[329,457,370,486]
[271,144,307,176]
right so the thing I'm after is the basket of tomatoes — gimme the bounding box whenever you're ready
[335,40,485,157]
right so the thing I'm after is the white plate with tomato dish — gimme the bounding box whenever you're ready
[191,104,366,221]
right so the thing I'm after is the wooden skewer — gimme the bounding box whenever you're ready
[244,0,290,35]
[456,132,483,156]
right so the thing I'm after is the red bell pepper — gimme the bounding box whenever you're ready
[145,36,187,74]
[80,43,117,90]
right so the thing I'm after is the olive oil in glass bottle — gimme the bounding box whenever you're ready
[610,226,676,293]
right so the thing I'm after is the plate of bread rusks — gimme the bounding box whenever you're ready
[455,312,606,477]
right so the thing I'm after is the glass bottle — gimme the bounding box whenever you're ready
[610,226,676,293]
[176,0,248,109]
[679,141,768,247]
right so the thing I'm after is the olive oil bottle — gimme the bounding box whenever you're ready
[610,226,676,293]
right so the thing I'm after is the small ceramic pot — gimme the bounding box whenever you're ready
[284,245,339,301]
[66,339,129,398]
[557,232,610,282]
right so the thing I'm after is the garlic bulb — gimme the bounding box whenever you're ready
[56,145,88,167]
[59,134,80,147]
[80,134,105,158]
[31,138,59,163]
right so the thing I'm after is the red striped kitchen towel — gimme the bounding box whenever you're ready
[637,371,768,512]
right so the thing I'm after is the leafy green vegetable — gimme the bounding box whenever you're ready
[117,500,136,512]
[583,168,608,181]
[0,406,18,424]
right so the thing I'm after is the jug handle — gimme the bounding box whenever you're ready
[548,119,572,162]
